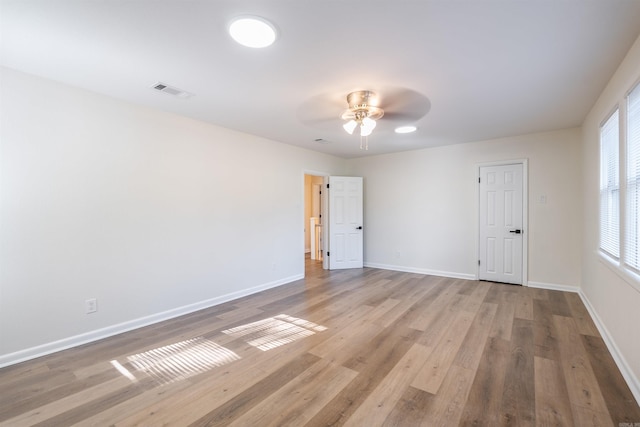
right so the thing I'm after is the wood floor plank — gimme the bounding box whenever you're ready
[459,337,511,426]
[416,292,468,348]
[489,286,517,341]
[514,287,534,320]
[305,326,421,426]
[374,286,434,328]
[499,318,535,426]
[532,298,563,361]
[73,376,194,427]
[411,309,475,394]
[115,348,321,426]
[0,362,51,392]
[0,368,120,422]
[534,356,575,426]
[453,302,498,371]
[565,292,600,337]
[529,287,550,301]
[0,375,135,427]
[342,343,431,427]
[383,277,447,329]
[408,278,461,332]
[553,315,614,426]
[283,285,365,320]
[460,280,492,314]
[581,334,640,424]
[386,364,475,427]
[547,290,573,317]
[381,386,434,427]
[226,359,357,427]
[308,310,389,362]
[72,359,116,379]
[418,364,475,427]
[482,281,503,303]
[215,306,266,322]
[29,379,155,427]
[1,259,637,426]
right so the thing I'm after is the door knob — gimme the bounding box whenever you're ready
[509,229,522,234]
[356,226,363,230]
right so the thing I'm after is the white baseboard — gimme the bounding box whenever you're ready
[364,262,476,281]
[0,274,303,368]
[526,280,581,293]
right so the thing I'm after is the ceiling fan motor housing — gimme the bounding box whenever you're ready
[341,90,384,120]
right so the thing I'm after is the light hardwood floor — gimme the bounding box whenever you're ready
[1,259,639,426]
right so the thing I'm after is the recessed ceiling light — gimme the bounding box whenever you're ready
[395,125,417,134]
[229,16,277,48]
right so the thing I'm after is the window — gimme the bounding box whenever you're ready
[600,109,619,258]
[600,81,640,291]
[625,84,640,270]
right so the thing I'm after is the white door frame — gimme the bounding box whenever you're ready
[476,159,528,285]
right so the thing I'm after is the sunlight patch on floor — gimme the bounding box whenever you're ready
[222,314,327,351]
[115,337,240,385]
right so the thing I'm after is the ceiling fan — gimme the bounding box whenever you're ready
[298,87,431,150]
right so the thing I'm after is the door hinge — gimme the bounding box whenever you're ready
[327,251,330,256]
[327,184,330,189]
[478,260,480,266]
[478,177,481,183]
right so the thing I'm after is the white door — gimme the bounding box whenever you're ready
[479,164,523,284]
[328,176,363,269]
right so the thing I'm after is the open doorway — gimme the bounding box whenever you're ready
[303,173,364,276]
[304,173,326,276]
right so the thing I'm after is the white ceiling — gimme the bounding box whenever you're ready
[2,1,640,159]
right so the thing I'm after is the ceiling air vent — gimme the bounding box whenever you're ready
[151,82,193,99]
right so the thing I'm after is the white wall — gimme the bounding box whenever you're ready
[347,128,583,286]
[0,67,346,363]
[581,34,640,395]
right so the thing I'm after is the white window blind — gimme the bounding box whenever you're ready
[600,109,619,258]
[625,84,640,270]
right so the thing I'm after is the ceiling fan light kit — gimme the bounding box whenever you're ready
[341,90,385,150]
[360,117,376,136]
[343,119,358,134]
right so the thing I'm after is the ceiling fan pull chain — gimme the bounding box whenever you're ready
[359,135,369,150]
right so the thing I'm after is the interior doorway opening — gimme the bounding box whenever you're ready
[304,173,326,276]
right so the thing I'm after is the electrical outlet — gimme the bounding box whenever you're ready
[85,298,97,314]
